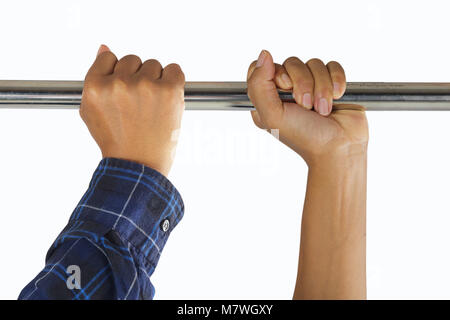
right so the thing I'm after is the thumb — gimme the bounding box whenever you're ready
[247,50,283,129]
[86,44,117,77]
[97,44,111,57]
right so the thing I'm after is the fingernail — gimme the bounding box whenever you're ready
[302,93,312,108]
[281,73,292,87]
[256,50,267,67]
[318,98,329,115]
[333,82,340,96]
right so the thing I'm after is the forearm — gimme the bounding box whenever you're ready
[294,152,367,300]
[19,158,184,300]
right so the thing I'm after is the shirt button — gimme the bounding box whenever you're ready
[161,219,170,232]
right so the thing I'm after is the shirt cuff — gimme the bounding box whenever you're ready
[68,157,184,267]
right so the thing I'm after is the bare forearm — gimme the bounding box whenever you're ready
[293,152,367,299]
[244,50,368,299]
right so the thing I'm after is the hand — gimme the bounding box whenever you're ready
[246,50,368,166]
[80,45,185,176]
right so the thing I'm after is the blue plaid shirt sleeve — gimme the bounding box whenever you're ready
[18,157,184,300]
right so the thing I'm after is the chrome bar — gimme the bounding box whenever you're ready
[0,80,449,111]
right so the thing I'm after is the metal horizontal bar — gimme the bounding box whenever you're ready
[0,80,449,111]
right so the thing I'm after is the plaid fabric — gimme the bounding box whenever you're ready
[18,158,184,300]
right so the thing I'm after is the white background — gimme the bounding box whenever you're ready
[0,0,450,299]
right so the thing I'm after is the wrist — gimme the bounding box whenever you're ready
[101,151,171,177]
[307,152,367,190]
[306,142,368,171]
[302,143,367,252]
[305,147,367,228]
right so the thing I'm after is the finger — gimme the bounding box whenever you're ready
[114,54,142,77]
[247,60,257,80]
[138,59,163,80]
[160,63,185,86]
[283,57,314,110]
[332,103,365,112]
[247,61,264,129]
[247,59,286,129]
[247,50,283,129]
[327,61,346,99]
[274,64,293,90]
[86,44,118,77]
[249,62,292,90]
[306,58,333,116]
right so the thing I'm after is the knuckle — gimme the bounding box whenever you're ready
[96,51,118,64]
[166,63,185,82]
[143,58,162,68]
[284,56,301,66]
[306,57,324,66]
[327,60,344,73]
[103,51,117,59]
[121,54,142,64]
[82,79,104,100]
[327,60,340,67]
[136,76,153,90]
[296,78,314,91]
[111,76,129,91]
[328,61,345,75]
[146,58,161,64]
[159,81,178,95]
[165,62,181,70]
[159,83,184,105]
